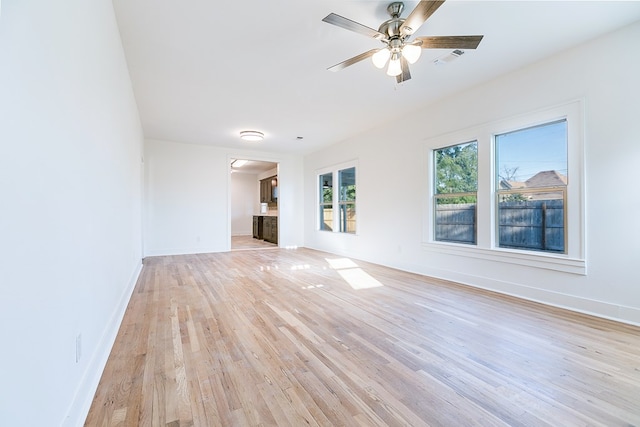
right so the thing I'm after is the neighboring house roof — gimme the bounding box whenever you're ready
[524,170,567,188]
[500,170,567,190]
[500,180,527,190]
[499,170,567,200]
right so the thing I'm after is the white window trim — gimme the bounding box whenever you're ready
[423,100,586,275]
[316,160,359,235]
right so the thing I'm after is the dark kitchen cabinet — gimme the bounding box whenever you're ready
[253,216,263,239]
[253,215,276,244]
[263,216,278,244]
[260,176,278,203]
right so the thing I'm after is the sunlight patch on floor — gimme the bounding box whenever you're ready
[325,258,359,270]
[325,258,384,290]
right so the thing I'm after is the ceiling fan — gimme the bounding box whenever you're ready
[322,0,483,83]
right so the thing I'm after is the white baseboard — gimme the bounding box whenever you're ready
[62,261,143,427]
[400,262,640,328]
[144,246,226,257]
[308,244,640,328]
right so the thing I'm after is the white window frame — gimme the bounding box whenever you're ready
[423,100,585,275]
[316,160,358,235]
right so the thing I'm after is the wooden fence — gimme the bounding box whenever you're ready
[435,204,476,244]
[435,200,565,252]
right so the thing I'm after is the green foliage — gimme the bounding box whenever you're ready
[321,183,355,203]
[437,196,477,205]
[435,142,478,202]
[340,185,356,202]
[501,193,529,202]
[322,187,333,203]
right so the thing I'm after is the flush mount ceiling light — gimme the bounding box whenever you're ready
[239,130,264,142]
[322,0,483,83]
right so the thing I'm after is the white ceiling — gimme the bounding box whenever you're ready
[112,1,640,155]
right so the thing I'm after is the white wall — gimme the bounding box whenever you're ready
[145,139,304,255]
[231,172,259,236]
[0,1,144,426]
[304,21,640,326]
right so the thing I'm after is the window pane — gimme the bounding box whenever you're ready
[319,166,356,234]
[496,120,567,254]
[320,206,333,231]
[338,167,356,202]
[434,141,477,245]
[339,203,356,234]
[434,196,476,244]
[435,141,477,194]
[496,120,567,189]
[320,173,333,203]
[498,191,565,252]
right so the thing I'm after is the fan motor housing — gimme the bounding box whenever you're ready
[379,2,407,39]
[379,18,405,39]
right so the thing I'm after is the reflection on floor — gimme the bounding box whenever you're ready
[231,235,278,251]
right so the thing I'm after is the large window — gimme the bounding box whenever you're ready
[318,164,357,234]
[434,141,478,244]
[496,120,567,253]
[424,100,584,274]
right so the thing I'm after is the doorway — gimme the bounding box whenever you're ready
[230,159,279,251]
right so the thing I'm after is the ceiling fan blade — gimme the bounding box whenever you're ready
[327,49,379,72]
[415,35,484,49]
[400,0,446,37]
[396,57,412,84]
[322,13,386,40]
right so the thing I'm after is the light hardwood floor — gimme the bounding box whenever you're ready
[85,248,640,426]
[231,235,278,251]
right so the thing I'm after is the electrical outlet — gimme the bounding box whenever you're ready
[76,334,82,363]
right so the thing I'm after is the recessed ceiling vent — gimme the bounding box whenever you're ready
[434,49,465,65]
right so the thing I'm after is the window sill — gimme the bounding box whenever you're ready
[421,242,586,275]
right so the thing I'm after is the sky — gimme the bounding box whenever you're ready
[496,120,567,182]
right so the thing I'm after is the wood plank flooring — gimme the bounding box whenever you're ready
[85,248,640,426]
[231,235,278,251]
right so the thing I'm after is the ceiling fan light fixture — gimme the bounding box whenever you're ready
[402,44,422,64]
[239,130,264,142]
[386,55,402,77]
[322,1,484,83]
[372,48,390,69]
